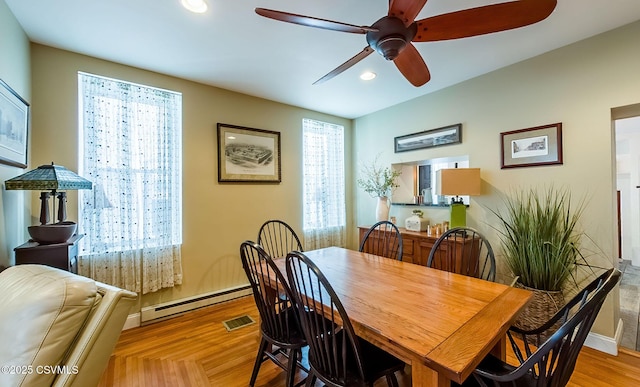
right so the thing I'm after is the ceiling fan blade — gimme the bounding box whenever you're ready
[255,8,376,34]
[413,0,557,42]
[393,43,430,87]
[313,46,375,85]
[388,0,428,26]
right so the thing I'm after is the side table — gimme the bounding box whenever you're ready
[14,234,84,274]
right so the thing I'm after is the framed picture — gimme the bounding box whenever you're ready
[500,123,563,169]
[0,79,29,168]
[217,123,281,183]
[394,123,462,153]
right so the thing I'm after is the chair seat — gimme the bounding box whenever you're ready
[355,338,405,385]
[459,355,534,387]
[310,330,404,387]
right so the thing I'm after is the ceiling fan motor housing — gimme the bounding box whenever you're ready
[366,16,417,60]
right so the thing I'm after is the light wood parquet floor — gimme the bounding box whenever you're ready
[98,296,640,387]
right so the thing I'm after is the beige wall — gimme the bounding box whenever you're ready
[3,0,635,342]
[0,1,30,268]
[29,44,353,308]
[353,21,640,339]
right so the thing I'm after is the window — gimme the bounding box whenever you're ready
[302,118,346,249]
[78,72,182,294]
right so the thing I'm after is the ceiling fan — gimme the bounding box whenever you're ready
[256,0,557,87]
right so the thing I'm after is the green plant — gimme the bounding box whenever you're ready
[491,186,592,292]
[357,157,401,198]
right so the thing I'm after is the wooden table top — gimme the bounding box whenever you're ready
[274,246,532,385]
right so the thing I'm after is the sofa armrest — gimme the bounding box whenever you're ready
[53,282,137,387]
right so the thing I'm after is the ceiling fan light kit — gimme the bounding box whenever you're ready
[255,0,557,87]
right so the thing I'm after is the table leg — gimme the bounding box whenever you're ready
[490,334,507,361]
[412,363,449,387]
[410,335,508,386]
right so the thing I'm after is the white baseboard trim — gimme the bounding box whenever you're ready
[123,312,141,330]
[583,318,623,356]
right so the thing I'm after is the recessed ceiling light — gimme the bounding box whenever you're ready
[181,0,208,14]
[360,71,376,81]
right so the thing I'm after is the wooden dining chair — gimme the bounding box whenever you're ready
[359,220,404,261]
[464,268,621,387]
[239,241,307,387]
[427,227,496,281]
[257,219,304,258]
[285,250,405,387]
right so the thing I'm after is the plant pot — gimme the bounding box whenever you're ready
[512,282,565,343]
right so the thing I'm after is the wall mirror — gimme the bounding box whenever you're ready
[392,155,470,206]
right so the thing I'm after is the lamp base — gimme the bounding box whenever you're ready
[28,221,77,244]
[449,201,466,229]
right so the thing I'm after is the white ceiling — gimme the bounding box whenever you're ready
[5,0,640,119]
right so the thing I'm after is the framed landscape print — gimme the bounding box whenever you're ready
[0,79,29,168]
[500,123,563,169]
[394,123,461,153]
[217,123,281,183]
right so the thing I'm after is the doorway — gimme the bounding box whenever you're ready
[614,113,640,351]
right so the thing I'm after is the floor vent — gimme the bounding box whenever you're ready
[223,315,255,331]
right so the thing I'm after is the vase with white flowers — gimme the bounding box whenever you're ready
[357,158,401,222]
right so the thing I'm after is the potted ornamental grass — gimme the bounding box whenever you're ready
[490,185,598,333]
[357,158,401,222]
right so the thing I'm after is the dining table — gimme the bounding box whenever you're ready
[273,246,532,387]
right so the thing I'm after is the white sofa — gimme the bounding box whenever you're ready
[0,264,137,386]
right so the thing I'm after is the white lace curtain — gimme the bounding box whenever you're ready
[302,118,346,250]
[77,72,183,294]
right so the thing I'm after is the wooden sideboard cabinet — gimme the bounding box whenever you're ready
[358,226,477,269]
[358,226,438,266]
[14,234,83,274]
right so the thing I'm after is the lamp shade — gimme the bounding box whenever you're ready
[435,168,481,196]
[5,164,92,191]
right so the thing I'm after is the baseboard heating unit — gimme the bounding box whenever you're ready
[140,284,252,324]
